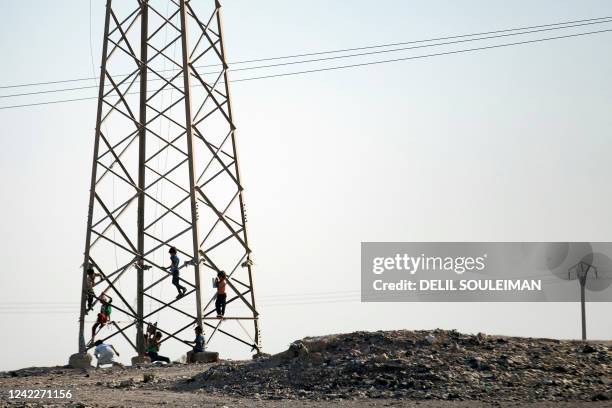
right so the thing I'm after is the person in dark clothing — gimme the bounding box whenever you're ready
[143,322,157,354]
[146,332,171,364]
[186,326,206,363]
[214,271,227,318]
[167,247,186,299]
[192,326,205,352]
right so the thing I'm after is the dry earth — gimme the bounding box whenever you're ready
[1,329,610,408]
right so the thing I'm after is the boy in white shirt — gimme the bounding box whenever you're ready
[93,340,124,368]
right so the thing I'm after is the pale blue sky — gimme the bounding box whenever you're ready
[0,0,611,371]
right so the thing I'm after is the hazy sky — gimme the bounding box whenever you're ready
[0,0,611,371]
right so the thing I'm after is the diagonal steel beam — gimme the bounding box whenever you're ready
[94,193,138,254]
[89,259,138,318]
[196,186,249,252]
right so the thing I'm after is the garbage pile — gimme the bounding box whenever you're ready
[180,329,611,402]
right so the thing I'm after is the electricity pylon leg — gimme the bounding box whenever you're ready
[136,0,149,359]
[179,0,203,326]
[214,1,260,348]
[77,0,113,357]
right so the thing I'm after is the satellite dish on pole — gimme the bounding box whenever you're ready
[525,243,603,340]
[563,250,611,341]
[582,252,612,292]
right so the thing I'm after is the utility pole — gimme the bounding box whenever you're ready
[570,261,596,341]
[69,0,260,368]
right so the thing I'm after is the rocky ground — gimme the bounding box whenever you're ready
[1,329,611,407]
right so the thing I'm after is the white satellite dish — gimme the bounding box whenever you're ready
[521,242,569,271]
[551,242,593,280]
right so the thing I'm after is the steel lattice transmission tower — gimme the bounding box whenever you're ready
[75,0,260,362]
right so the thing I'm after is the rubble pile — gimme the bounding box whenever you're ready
[180,330,611,402]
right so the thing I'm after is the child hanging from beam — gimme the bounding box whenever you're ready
[89,293,113,346]
[167,247,186,299]
[85,266,101,314]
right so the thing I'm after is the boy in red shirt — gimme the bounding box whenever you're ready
[215,271,227,319]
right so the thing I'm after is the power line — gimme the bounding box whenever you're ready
[1,15,611,91]
[0,95,98,110]
[204,15,612,65]
[1,269,573,308]
[227,18,612,72]
[0,289,363,308]
[0,273,597,313]
[230,28,612,83]
[0,273,592,311]
[0,28,610,111]
[3,17,611,100]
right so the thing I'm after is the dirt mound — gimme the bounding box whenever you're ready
[178,329,611,402]
[0,366,71,379]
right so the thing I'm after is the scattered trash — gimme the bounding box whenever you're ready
[178,329,611,403]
